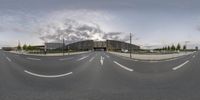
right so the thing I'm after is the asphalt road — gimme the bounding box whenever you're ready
[0,49,200,100]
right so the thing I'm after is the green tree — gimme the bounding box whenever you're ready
[176,43,181,50]
[162,47,165,50]
[17,44,21,51]
[27,45,32,51]
[163,46,167,50]
[23,44,27,51]
[183,45,186,50]
[171,44,176,51]
[167,46,170,51]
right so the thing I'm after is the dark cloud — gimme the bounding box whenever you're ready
[38,18,99,43]
[39,18,128,43]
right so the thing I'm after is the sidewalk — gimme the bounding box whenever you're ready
[8,51,90,56]
[109,51,195,61]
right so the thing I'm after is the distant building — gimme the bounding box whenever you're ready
[45,43,64,50]
[195,46,198,51]
[106,40,140,51]
[66,40,140,51]
[66,40,93,51]
[1,47,16,51]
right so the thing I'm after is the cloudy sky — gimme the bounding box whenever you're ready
[0,0,200,49]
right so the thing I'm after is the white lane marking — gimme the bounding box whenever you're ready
[100,56,104,66]
[163,58,179,62]
[105,55,110,58]
[193,55,196,58]
[172,60,190,70]
[59,57,74,61]
[24,70,73,78]
[113,61,134,72]
[148,61,159,63]
[89,57,95,62]
[27,57,40,61]
[6,57,12,62]
[77,55,89,61]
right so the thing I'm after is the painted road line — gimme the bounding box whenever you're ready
[105,55,110,58]
[59,57,74,61]
[24,70,73,78]
[149,61,159,63]
[113,61,134,72]
[89,57,95,62]
[77,55,89,61]
[27,57,41,61]
[6,57,12,62]
[100,56,104,66]
[172,60,190,70]
[163,58,179,62]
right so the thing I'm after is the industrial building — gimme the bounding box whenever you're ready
[45,43,64,50]
[3,40,140,53]
[65,40,140,52]
[40,40,140,52]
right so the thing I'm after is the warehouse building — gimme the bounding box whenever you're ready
[45,43,64,50]
[66,40,140,52]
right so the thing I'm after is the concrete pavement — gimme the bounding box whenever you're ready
[0,49,200,100]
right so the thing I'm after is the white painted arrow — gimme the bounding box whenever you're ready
[100,56,104,66]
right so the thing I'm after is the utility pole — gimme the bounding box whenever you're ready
[68,45,70,55]
[18,40,21,54]
[62,38,65,56]
[44,41,47,55]
[184,41,190,53]
[130,33,132,59]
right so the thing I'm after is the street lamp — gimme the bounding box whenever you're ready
[62,37,65,56]
[185,41,190,51]
[129,33,139,59]
[44,41,47,55]
[130,33,132,59]
[68,45,70,55]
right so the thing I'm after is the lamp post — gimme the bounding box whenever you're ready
[68,45,70,55]
[44,41,47,55]
[17,40,21,54]
[130,33,132,59]
[184,41,190,52]
[62,38,65,56]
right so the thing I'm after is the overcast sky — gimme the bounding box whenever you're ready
[0,0,200,48]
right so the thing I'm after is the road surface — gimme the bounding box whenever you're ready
[0,49,200,100]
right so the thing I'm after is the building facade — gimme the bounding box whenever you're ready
[66,40,140,52]
[45,43,64,50]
